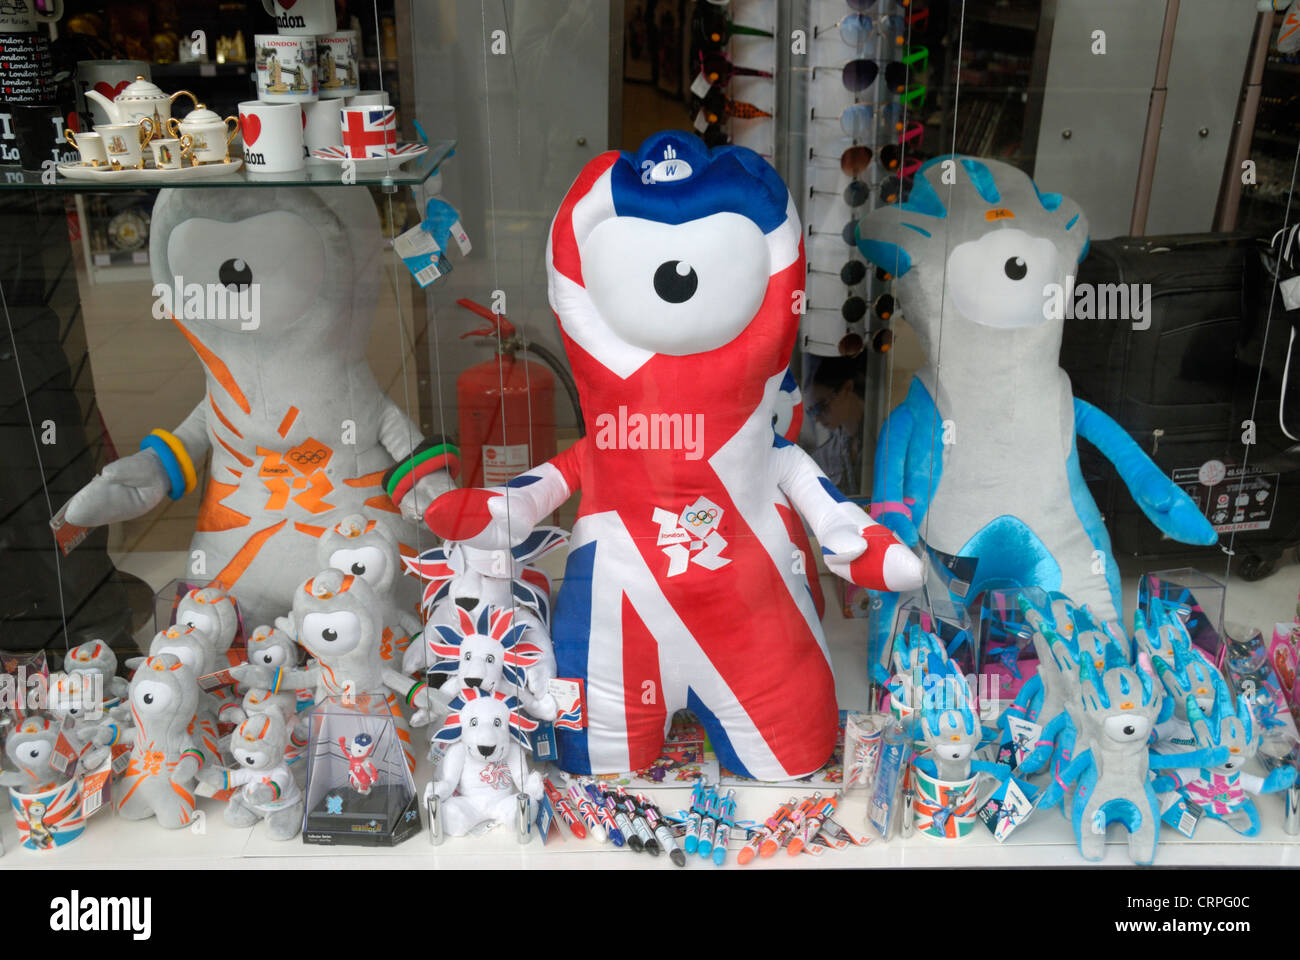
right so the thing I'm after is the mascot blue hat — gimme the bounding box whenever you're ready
[609,129,789,234]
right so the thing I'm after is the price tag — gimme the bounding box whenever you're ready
[131,251,148,264]
[394,223,440,259]
[200,63,217,77]
[690,71,713,98]
[692,110,709,133]
[92,253,110,266]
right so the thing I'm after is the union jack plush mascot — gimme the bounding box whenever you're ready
[426,131,923,780]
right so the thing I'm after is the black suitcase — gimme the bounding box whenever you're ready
[1061,232,1300,580]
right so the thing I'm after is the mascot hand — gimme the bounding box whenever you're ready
[63,449,172,527]
[1130,468,1218,546]
[424,487,536,550]
[522,690,558,722]
[1262,765,1297,793]
[229,663,274,689]
[873,507,919,547]
[398,469,457,523]
[248,781,275,802]
[196,766,224,787]
[273,614,296,639]
[823,523,923,592]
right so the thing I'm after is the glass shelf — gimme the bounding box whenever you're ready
[0,139,455,191]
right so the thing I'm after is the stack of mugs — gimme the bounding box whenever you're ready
[242,0,387,174]
[0,0,72,171]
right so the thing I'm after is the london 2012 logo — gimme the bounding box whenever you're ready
[652,496,729,577]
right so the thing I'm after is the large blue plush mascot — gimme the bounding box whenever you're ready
[856,156,1216,655]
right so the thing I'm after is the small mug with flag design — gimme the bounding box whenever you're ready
[339,104,397,159]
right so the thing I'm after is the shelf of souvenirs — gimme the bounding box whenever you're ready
[0,139,456,192]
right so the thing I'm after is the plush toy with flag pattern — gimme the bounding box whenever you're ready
[425,688,544,836]
[1152,693,1297,837]
[200,711,303,840]
[424,130,923,781]
[412,604,557,726]
[401,529,567,693]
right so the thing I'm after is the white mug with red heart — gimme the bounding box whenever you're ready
[75,60,150,129]
[260,0,335,36]
[238,100,305,173]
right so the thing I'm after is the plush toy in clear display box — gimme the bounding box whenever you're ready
[301,695,420,846]
[427,129,924,783]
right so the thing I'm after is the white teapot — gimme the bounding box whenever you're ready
[166,103,239,165]
[84,76,195,135]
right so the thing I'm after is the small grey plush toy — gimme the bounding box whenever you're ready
[0,715,68,792]
[106,654,206,829]
[200,711,303,840]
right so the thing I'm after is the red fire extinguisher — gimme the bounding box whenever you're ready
[455,299,558,489]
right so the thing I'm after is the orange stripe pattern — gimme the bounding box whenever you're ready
[173,318,251,414]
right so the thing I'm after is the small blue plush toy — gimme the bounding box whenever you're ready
[1152,693,1297,837]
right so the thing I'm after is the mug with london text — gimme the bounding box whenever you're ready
[238,100,304,173]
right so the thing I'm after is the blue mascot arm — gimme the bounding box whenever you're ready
[1073,398,1217,545]
[872,402,919,546]
[1148,744,1229,771]
[1261,765,1298,793]
[971,759,1014,782]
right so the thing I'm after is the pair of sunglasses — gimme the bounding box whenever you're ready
[809,144,874,177]
[697,88,772,123]
[837,328,894,357]
[806,47,926,95]
[813,101,914,137]
[695,7,774,47]
[817,6,928,47]
[811,178,904,209]
[809,259,869,287]
[698,51,774,86]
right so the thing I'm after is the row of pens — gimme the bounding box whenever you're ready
[541,777,865,867]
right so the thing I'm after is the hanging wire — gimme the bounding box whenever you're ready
[370,0,429,678]
[913,0,966,634]
[482,0,531,704]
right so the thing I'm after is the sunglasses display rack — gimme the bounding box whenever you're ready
[798,0,925,360]
[690,0,779,152]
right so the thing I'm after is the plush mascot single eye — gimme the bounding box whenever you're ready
[219,257,254,289]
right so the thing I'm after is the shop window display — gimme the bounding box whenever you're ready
[0,0,1298,886]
